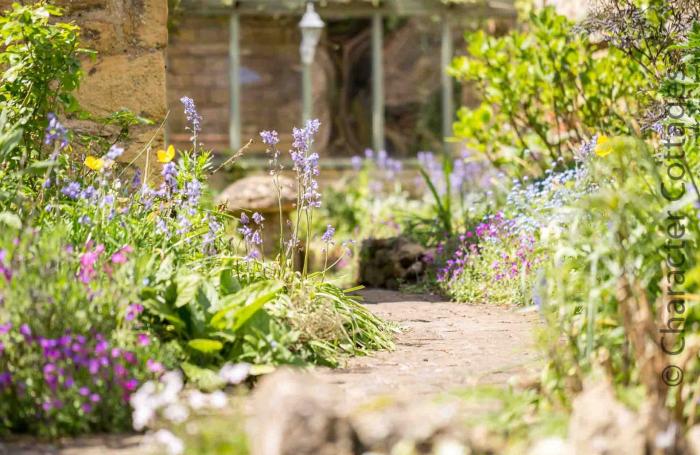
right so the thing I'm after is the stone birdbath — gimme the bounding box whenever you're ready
[216,174,297,255]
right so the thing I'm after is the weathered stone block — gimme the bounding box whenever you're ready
[76,52,167,118]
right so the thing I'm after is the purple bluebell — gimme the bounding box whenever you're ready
[321,224,335,243]
[80,186,97,201]
[292,119,321,153]
[61,181,81,200]
[180,96,202,136]
[44,113,68,149]
[106,145,124,161]
[162,162,178,190]
[260,130,279,146]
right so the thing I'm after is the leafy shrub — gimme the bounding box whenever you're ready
[450,7,646,177]
[0,2,87,150]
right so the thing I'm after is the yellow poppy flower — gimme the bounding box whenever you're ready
[84,156,104,171]
[157,145,175,163]
[594,135,613,157]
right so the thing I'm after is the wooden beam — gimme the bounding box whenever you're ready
[371,12,385,152]
[229,11,242,151]
[441,14,454,147]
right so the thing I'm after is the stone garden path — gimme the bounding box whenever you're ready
[317,289,541,404]
[1,289,540,454]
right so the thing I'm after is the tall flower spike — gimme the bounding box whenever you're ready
[180,96,202,138]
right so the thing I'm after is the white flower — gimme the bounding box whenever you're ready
[130,381,158,431]
[152,429,184,455]
[130,372,184,431]
[219,363,250,384]
[160,371,184,403]
[187,390,207,410]
[163,403,189,424]
[208,390,228,409]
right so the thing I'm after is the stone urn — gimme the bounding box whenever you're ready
[216,174,296,255]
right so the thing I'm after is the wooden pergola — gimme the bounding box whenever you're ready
[180,0,516,155]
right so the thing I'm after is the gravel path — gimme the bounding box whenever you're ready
[317,289,541,404]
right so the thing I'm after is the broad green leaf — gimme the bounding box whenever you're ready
[187,338,223,353]
[210,280,283,330]
[155,255,174,283]
[142,298,186,330]
[220,268,241,295]
[175,272,201,308]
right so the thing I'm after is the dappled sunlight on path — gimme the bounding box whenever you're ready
[315,289,541,404]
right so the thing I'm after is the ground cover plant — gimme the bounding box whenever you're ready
[0,2,394,438]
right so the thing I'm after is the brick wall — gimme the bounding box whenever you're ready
[167,14,331,157]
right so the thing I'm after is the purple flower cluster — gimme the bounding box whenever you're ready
[44,113,68,150]
[0,326,145,415]
[260,130,279,146]
[238,212,264,261]
[180,96,202,138]
[352,148,403,178]
[106,145,124,161]
[61,181,81,200]
[162,162,178,192]
[321,224,335,243]
[437,212,539,284]
[417,150,494,196]
[291,119,322,210]
[574,134,598,162]
[201,216,222,254]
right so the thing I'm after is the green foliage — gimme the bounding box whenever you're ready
[138,255,395,373]
[0,225,169,436]
[451,7,645,177]
[0,2,89,149]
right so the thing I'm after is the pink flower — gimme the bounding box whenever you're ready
[137,333,150,346]
[147,359,164,373]
[125,303,144,322]
[122,378,139,391]
[78,244,105,284]
[110,245,133,264]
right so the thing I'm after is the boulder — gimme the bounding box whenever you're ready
[568,381,646,455]
[217,174,297,255]
[359,236,433,289]
[247,368,492,455]
[687,425,700,455]
[248,369,354,455]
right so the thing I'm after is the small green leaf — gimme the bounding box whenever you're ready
[249,364,276,376]
[181,362,226,392]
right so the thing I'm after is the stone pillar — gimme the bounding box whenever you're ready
[0,0,169,170]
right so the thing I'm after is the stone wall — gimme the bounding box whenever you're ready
[0,0,169,169]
